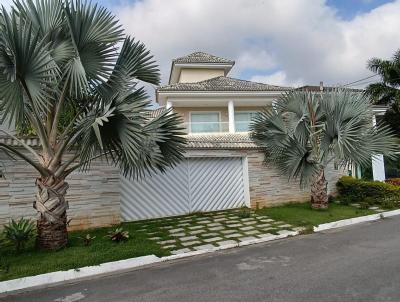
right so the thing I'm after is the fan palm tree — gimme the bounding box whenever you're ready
[251,90,398,209]
[366,49,400,105]
[0,1,186,250]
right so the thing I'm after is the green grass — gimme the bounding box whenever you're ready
[0,219,176,282]
[0,211,236,282]
[256,202,376,228]
[0,204,378,282]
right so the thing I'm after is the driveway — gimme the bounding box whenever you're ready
[4,216,400,302]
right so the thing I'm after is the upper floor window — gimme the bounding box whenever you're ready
[190,112,220,133]
[234,111,258,132]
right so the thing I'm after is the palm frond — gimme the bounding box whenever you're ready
[252,89,399,187]
[98,37,160,100]
[0,7,59,116]
[69,90,185,179]
[0,0,185,184]
[64,0,123,93]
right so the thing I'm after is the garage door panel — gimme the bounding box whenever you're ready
[121,157,246,221]
[120,162,189,221]
[190,158,245,212]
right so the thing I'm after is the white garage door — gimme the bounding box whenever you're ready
[120,157,248,221]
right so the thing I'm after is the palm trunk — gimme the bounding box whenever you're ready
[310,169,328,209]
[34,178,69,250]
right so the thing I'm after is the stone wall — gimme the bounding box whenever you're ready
[185,149,346,208]
[0,151,120,230]
[0,146,346,230]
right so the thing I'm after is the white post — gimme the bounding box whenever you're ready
[228,101,235,133]
[272,100,277,112]
[372,115,386,181]
[166,101,172,110]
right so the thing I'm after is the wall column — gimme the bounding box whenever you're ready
[228,101,235,133]
[372,114,386,181]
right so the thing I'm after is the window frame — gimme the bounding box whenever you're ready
[189,111,222,134]
[234,111,259,133]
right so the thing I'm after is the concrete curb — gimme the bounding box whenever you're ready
[313,208,400,232]
[3,209,400,296]
[0,231,299,296]
[0,255,161,296]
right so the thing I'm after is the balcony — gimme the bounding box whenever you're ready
[181,121,253,134]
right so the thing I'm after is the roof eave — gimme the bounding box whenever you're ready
[168,62,235,85]
[156,90,287,105]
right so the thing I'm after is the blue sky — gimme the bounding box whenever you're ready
[98,0,393,14]
[98,0,394,19]
[327,0,394,18]
[112,0,400,90]
[2,0,399,91]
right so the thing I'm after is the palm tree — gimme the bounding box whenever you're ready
[366,49,400,137]
[366,49,400,105]
[251,90,398,209]
[0,1,186,250]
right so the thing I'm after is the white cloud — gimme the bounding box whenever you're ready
[1,0,14,10]
[250,71,304,87]
[115,0,400,90]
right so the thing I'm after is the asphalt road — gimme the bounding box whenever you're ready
[3,216,400,302]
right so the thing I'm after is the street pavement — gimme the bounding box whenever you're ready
[3,216,400,302]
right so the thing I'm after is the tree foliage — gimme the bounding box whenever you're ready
[366,49,400,136]
[0,0,186,180]
[251,90,398,188]
[366,49,400,105]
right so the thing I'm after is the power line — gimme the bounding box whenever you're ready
[342,74,379,87]
[347,76,400,88]
[345,79,381,88]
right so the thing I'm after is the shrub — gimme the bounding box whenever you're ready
[3,218,35,252]
[106,228,129,243]
[337,176,400,203]
[381,199,397,209]
[237,206,252,218]
[358,202,370,210]
[385,178,400,186]
[78,234,96,246]
[0,257,9,274]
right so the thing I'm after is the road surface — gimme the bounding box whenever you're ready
[3,216,400,302]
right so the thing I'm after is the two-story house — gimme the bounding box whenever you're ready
[119,52,345,221]
[0,51,387,229]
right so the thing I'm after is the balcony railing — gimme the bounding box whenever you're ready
[181,121,253,134]
[181,122,229,134]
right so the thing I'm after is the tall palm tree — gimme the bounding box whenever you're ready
[0,1,186,250]
[366,49,400,137]
[251,90,398,209]
[366,49,400,105]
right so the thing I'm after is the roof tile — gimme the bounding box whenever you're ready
[159,76,290,92]
[185,133,260,149]
[173,52,234,64]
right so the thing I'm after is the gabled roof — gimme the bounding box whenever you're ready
[185,133,259,149]
[159,76,290,92]
[0,133,260,150]
[173,52,234,65]
[296,85,364,92]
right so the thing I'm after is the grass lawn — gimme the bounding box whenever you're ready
[256,202,376,228]
[0,203,378,282]
[0,218,179,282]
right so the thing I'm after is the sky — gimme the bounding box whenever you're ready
[2,0,399,94]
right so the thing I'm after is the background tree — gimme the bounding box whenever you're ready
[0,0,186,250]
[251,90,398,209]
[366,49,400,136]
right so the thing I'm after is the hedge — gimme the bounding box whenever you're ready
[336,176,400,202]
[385,178,400,186]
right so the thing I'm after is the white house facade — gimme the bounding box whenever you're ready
[0,52,387,229]
[120,52,347,221]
